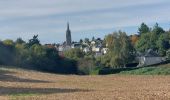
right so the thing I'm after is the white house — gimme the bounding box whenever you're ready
[92,46,101,52]
[137,49,166,67]
[83,47,90,53]
[102,48,108,54]
[90,41,96,46]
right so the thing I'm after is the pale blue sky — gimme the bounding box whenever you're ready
[0,0,170,44]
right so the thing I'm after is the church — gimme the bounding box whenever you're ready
[66,22,72,46]
[58,23,72,52]
[57,23,108,56]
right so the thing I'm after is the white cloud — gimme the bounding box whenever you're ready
[0,0,170,43]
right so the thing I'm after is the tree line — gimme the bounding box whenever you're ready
[0,35,77,74]
[0,23,170,75]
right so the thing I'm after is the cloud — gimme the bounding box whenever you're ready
[0,0,170,43]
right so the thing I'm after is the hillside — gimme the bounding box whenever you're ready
[0,66,170,100]
[119,64,170,75]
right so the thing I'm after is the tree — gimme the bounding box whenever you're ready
[152,23,165,35]
[105,34,114,47]
[64,48,85,60]
[156,33,170,56]
[130,35,139,46]
[136,23,166,53]
[138,23,150,35]
[135,32,155,52]
[27,35,40,48]
[102,38,107,47]
[3,39,14,46]
[101,31,135,68]
[0,40,15,65]
[77,58,95,75]
[16,38,25,44]
[119,32,135,66]
[79,39,83,44]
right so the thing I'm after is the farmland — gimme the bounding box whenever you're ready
[0,66,170,100]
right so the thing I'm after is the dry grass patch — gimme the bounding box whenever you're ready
[0,67,170,100]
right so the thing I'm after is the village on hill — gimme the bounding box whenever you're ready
[45,23,167,68]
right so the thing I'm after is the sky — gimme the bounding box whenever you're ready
[0,0,170,44]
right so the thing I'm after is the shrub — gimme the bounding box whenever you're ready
[77,58,96,75]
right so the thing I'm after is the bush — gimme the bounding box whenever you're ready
[0,38,78,74]
[64,48,85,60]
[0,42,15,65]
[77,58,96,75]
[166,49,170,60]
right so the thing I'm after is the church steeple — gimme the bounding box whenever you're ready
[66,22,72,46]
[67,22,70,30]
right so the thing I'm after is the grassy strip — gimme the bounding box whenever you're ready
[119,66,170,75]
[9,93,39,100]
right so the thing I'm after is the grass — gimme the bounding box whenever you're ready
[10,93,40,100]
[119,64,170,75]
[89,67,100,75]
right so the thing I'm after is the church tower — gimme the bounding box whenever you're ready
[66,22,72,46]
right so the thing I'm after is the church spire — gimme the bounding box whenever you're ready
[66,22,72,46]
[67,22,70,30]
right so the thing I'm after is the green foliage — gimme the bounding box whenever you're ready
[63,48,98,75]
[135,23,170,56]
[0,36,78,74]
[77,58,96,75]
[119,66,170,75]
[156,33,170,56]
[64,48,85,60]
[15,38,25,44]
[1,22,170,75]
[138,23,150,34]
[105,34,114,47]
[27,35,40,48]
[166,50,170,60]
[3,39,14,46]
[135,32,157,52]
[100,31,135,68]
[0,41,15,65]
[96,54,111,67]
[152,23,165,35]
[135,23,169,55]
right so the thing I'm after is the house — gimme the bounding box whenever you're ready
[92,46,101,52]
[102,48,108,54]
[58,45,71,52]
[71,43,81,49]
[90,41,96,46]
[137,49,166,67]
[83,47,90,53]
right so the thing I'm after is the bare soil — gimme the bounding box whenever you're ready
[0,68,170,100]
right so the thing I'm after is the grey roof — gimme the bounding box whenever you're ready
[137,49,160,57]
